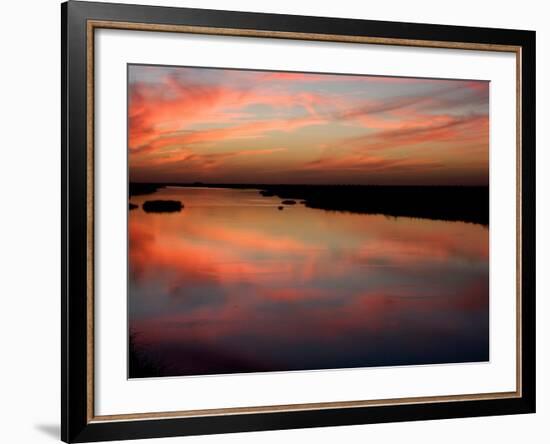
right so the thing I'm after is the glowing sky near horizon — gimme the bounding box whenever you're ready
[128,65,489,185]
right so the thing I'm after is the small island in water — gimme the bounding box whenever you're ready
[142,199,183,213]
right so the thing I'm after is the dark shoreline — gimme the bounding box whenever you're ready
[129,182,489,225]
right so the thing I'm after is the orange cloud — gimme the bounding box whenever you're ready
[128,66,489,185]
[349,114,488,151]
[129,75,329,153]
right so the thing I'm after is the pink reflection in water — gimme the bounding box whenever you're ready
[128,187,488,377]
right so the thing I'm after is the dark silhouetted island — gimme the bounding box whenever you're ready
[281,200,297,205]
[129,203,138,210]
[129,182,488,225]
[129,183,165,197]
[142,200,183,213]
[262,185,489,225]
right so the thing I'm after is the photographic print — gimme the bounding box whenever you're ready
[127,64,490,379]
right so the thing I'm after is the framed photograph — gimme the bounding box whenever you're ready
[62,1,536,442]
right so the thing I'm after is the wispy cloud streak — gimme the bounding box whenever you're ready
[128,65,489,185]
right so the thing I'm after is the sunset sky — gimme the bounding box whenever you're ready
[128,65,489,185]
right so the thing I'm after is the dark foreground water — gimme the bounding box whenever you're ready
[128,187,489,378]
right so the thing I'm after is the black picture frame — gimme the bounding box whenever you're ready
[62,1,536,442]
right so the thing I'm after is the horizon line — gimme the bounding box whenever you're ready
[129,181,489,187]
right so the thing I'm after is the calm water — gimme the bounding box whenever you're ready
[128,187,489,378]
